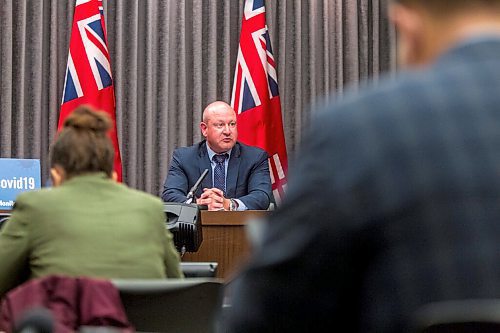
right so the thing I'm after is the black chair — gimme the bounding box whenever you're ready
[412,299,500,333]
[111,278,224,333]
[0,215,9,230]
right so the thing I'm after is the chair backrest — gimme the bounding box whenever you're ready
[111,278,224,333]
[0,275,131,333]
[0,215,9,230]
[412,299,500,333]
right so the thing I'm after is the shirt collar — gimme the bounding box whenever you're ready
[206,142,232,161]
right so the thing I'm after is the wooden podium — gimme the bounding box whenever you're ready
[182,210,268,280]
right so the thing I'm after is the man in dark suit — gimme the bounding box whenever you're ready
[224,1,500,332]
[162,101,271,210]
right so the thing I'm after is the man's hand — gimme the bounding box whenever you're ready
[196,188,231,211]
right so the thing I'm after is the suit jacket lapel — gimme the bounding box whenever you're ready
[198,142,212,194]
[226,143,241,198]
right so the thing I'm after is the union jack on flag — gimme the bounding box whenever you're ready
[59,0,122,181]
[231,0,288,204]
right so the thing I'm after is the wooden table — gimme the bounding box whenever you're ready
[182,210,268,280]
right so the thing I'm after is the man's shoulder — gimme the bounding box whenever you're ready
[173,141,205,157]
[332,42,496,119]
[318,68,451,126]
[235,141,267,157]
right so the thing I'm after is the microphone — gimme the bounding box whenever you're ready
[185,169,209,204]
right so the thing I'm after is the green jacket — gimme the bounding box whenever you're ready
[0,173,183,298]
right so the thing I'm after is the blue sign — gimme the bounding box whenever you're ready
[0,158,41,210]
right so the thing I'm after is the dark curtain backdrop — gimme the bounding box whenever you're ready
[0,0,396,196]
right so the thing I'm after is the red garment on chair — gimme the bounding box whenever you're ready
[0,275,133,333]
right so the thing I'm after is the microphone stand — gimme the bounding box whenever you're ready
[185,169,209,204]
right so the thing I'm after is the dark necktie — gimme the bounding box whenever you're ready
[213,154,228,193]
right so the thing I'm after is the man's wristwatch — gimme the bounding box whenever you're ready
[229,198,239,211]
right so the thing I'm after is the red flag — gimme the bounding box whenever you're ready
[59,0,122,181]
[231,0,288,204]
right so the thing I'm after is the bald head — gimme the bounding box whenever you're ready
[200,101,238,153]
[203,101,234,123]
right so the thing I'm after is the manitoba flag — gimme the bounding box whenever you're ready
[231,0,288,204]
[59,0,122,181]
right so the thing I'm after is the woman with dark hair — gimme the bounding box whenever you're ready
[0,106,183,298]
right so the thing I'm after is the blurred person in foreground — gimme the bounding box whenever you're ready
[224,0,500,332]
[0,106,182,299]
[162,101,272,211]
